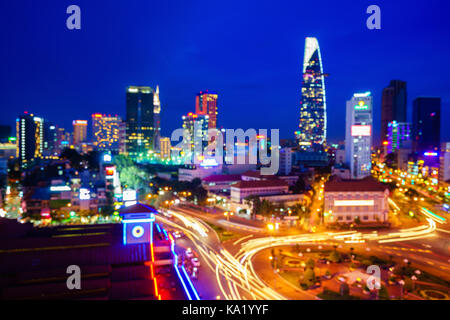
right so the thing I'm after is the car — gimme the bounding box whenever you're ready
[191,258,200,267]
[185,248,194,259]
[192,267,198,279]
[174,231,183,239]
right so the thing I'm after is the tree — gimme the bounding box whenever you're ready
[291,177,306,194]
[306,258,315,269]
[119,166,146,191]
[329,250,342,263]
[303,268,316,288]
[60,148,83,169]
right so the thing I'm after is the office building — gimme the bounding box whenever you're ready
[43,122,57,157]
[412,97,441,154]
[195,91,218,129]
[345,92,373,179]
[381,80,407,141]
[160,137,171,160]
[125,86,160,160]
[92,114,122,153]
[279,147,292,175]
[0,125,12,143]
[387,121,412,154]
[16,112,44,168]
[56,127,71,153]
[182,112,209,162]
[439,142,450,182]
[72,120,88,146]
[297,37,327,150]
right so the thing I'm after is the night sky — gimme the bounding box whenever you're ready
[1,0,449,144]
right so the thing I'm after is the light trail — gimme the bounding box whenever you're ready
[157,206,439,301]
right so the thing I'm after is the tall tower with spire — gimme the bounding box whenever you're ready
[297,37,327,151]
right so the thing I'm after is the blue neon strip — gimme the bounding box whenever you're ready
[156,223,161,233]
[150,221,154,246]
[170,240,192,300]
[162,229,168,240]
[122,223,127,245]
[181,265,201,300]
[123,218,155,223]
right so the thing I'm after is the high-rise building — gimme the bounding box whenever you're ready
[160,137,171,160]
[91,114,122,153]
[439,142,450,183]
[72,120,88,146]
[196,91,218,129]
[387,121,412,154]
[0,125,12,143]
[56,127,71,153]
[182,112,209,162]
[279,147,292,175]
[381,80,407,142]
[125,86,160,160]
[16,112,44,167]
[43,122,57,157]
[297,37,327,150]
[345,92,373,179]
[412,97,441,154]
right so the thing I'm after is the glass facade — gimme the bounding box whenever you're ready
[125,86,159,160]
[298,37,327,150]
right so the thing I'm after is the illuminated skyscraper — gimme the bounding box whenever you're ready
[412,97,441,154]
[345,92,373,179]
[16,112,44,167]
[196,91,218,129]
[72,120,88,146]
[125,86,160,160]
[381,80,407,142]
[387,121,411,154]
[91,114,122,153]
[160,137,171,160]
[182,113,209,162]
[297,37,327,150]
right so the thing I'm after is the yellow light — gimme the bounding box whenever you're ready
[267,223,275,231]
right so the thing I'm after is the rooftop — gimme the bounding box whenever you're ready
[202,174,241,182]
[232,179,289,189]
[325,176,388,192]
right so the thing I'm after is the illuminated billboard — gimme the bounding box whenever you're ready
[351,125,371,137]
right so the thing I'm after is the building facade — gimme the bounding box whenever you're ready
[72,120,88,146]
[381,80,407,142]
[412,97,441,154]
[195,91,218,129]
[387,121,412,154]
[345,92,373,179]
[91,114,122,153]
[159,137,171,159]
[125,86,160,160]
[324,177,389,225]
[297,37,327,151]
[16,113,44,168]
[440,142,450,183]
[181,112,209,163]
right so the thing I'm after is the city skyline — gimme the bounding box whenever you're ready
[1,1,449,144]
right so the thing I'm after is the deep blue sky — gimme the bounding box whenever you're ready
[1,0,449,144]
